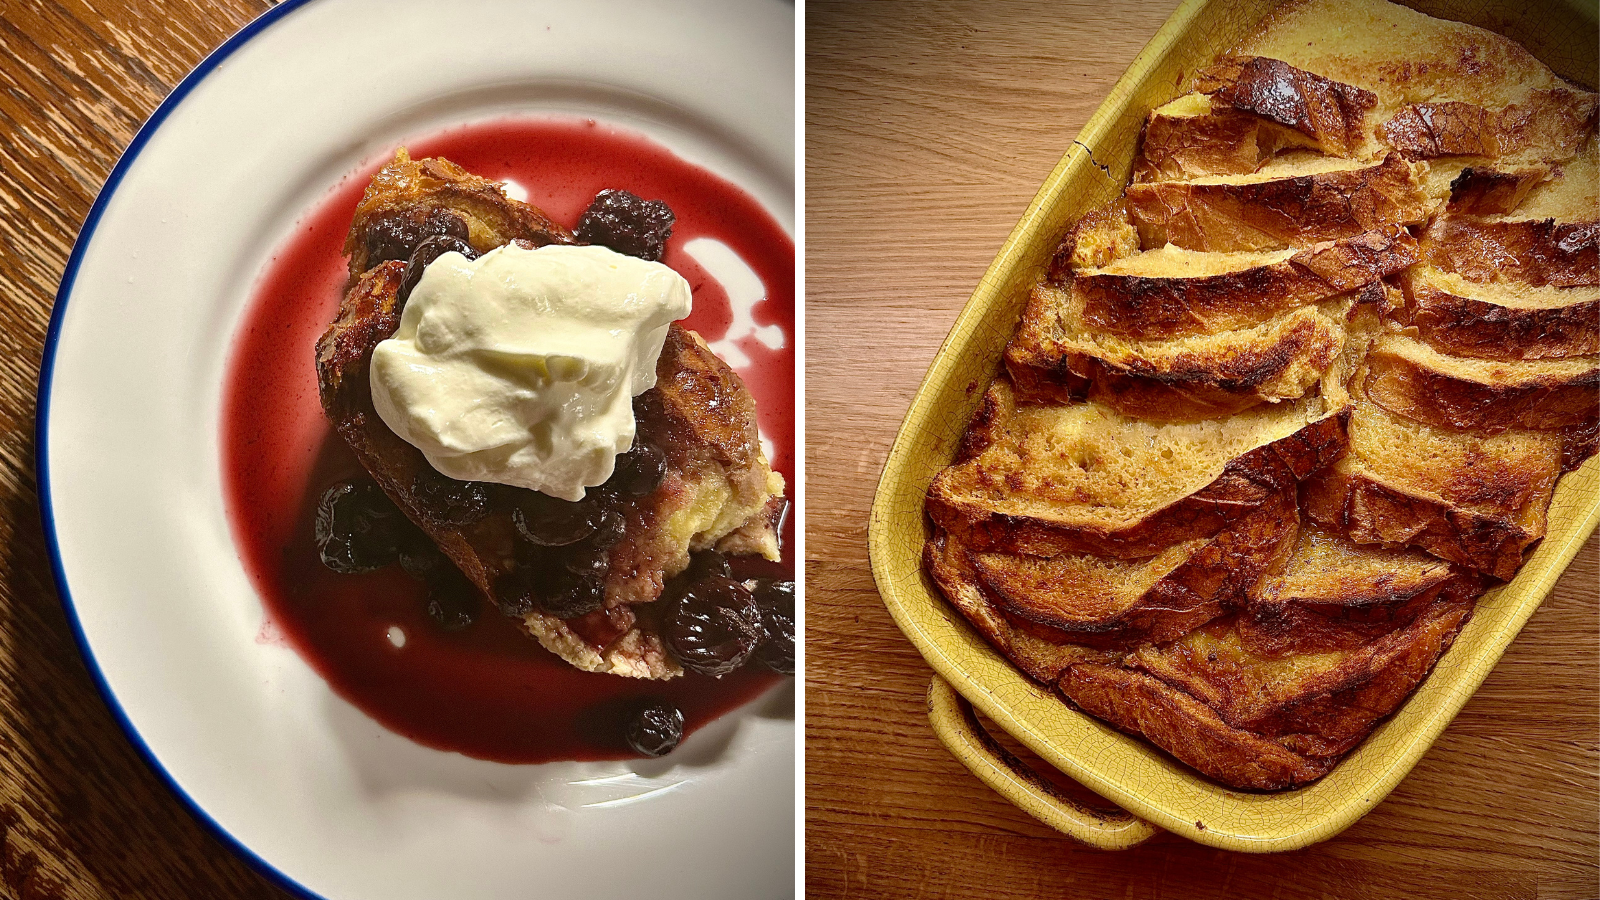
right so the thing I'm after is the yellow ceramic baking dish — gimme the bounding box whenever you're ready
[868,0,1600,853]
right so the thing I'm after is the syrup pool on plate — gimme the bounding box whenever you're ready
[221,118,795,764]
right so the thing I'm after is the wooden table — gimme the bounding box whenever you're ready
[2,1,319,896]
[804,2,1599,898]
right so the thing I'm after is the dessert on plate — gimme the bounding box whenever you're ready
[308,149,790,752]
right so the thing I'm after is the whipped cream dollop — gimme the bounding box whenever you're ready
[369,243,692,501]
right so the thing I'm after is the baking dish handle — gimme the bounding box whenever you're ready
[926,676,1159,850]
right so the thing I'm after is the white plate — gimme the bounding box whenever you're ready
[38,1,795,898]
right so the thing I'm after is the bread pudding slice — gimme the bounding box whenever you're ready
[316,150,785,679]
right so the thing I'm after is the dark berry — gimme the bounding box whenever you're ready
[400,234,476,303]
[425,568,480,631]
[682,550,732,583]
[564,545,611,580]
[493,567,538,617]
[412,473,492,526]
[608,441,667,497]
[541,573,607,620]
[315,479,408,573]
[753,579,796,675]
[576,189,675,261]
[665,575,763,677]
[584,507,627,551]
[397,541,448,581]
[364,209,469,267]
[511,492,602,546]
[626,701,684,757]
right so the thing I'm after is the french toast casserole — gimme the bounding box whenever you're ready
[923,0,1598,791]
[313,148,790,701]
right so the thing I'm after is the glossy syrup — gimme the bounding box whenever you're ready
[221,118,794,764]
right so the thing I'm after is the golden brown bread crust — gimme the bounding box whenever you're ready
[1057,664,1333,791]
[924,532,1121,684]
[1006,298,1344,419]
[1073,227,1416,338]
[927,380,1350,558]
[1383,90,1599,162]
[1196,56,1376,157]
[1444,165,1550,215]
[343,149,573,277]
[968,491,1296,645]
[1363,339,1600,433]
[1419,215,1600,288]
[1302,457,1550,581]
[1046,199,1139,281]
[1124,154,1431,252]
[1379,102,1499,160]
[1136,104,1316,183]
[1399,270,1600,360]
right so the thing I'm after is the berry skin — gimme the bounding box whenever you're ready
[576,189,676,261]
[753,579,796,676]
[412,473,492,527]
[425,568,480,631]
[315,479,408,574]
[665,575,764,677]
[607,441,667,497]
[626,701,684,757]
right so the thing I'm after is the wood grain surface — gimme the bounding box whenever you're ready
[2,0,305,897]
[803,2,1599,899]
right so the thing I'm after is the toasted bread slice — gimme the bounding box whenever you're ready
[1069,227,1416,338]
[1379,89,1598,163]
[1243,0,1576,118]
[1442,165,1551,215]
[1136,94,1323,183]
[1058,663,1333,791]
[926,378,1348,557]
[924,531,1121,684]
[1363,334,1600,433]
[1399,266,1600,360]
[1006,280,1351,417]
[316,151,785,678]
[1242,523,1480,655]
[1047,199,1140,281]
[1419,137,1600,287]
[1058,583,1472,790]
[959,491,1296,646]
[1131,589,1473,741]
[1195,56,1376,157]
[1303,392,1562,579]
[1125,153,1431,252]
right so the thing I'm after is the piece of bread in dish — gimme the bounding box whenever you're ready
[954,490,1296,647]
[1418,136,1599,288]
[1304,388,1563,581]
[1398,266,1600,360]
[1362,333,1599,434]
[316,150,785,679]
[1007,279,1359,418]
[925,377,1348,558]
[1193,56,1377,157]
[1124,153,1431,253]
[1241,523,1482,656]
[923,531,1121,685]
[1064,227,1417,338]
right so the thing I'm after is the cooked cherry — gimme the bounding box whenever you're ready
[626,701,684,757]
[512,492,601,546]
[540,572,607,620]
[665,575,764,677]
[397,541,448,581]
[564,545,611,580]
[576,189,676,261]
[315,479,408,573]
[682,550,732,584]
[754,579,796,675]
[493,567,538,617]
[412,473,492,526]
[608,441,667,496]
[364,208,469,267]
[400,234,476,302]
[425,568,480,631]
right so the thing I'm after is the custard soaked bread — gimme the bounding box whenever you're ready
[923,0,1598,790]
[318,150,785,679]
